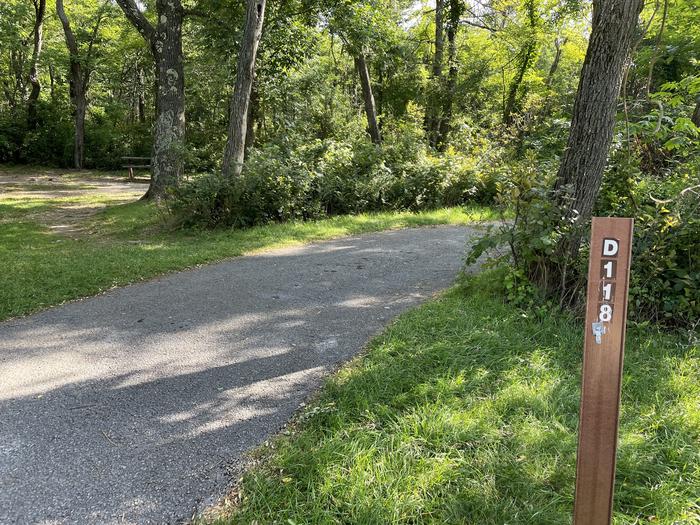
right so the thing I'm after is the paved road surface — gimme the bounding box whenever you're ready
[0,226,476,524]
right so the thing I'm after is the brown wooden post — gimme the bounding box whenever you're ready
[573,217,634,525]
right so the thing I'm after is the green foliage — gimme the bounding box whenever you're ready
[597,79,700,327]
[169,121,495,228]
[21,101,74,165]
[470,77,700,328]
[467,151,586,312]
[629,186,699,327]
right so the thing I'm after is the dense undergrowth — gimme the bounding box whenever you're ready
[168,116,502,228]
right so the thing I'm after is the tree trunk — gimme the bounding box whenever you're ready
[115,0,185,199]
[435,0,462,151]
[425,0,444,148]
[150,0,186,196]
[56,0,103,169]
[503,43,534,126]
[27,0,46,129]
[222,0,266,179]
[553,0,644,257]
[355,53,381,145]
[10,49,28,107]
[138,66,146,124]
[244,79,258,157]
[503,0,538,126]
[545,37,565,88]
[48,63,56,101]
[56,0,85,168]
[74,94,86,168]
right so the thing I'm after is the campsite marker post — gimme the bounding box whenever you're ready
[573,217,634,525]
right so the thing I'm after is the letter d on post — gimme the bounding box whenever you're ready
[602,239,619,257]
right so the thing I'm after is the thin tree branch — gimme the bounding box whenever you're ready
[114,0,155,43]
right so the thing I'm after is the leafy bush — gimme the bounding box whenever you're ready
[467,152,586,311]
[629,184,699,327]
[468,91,700,329]
[21,101,74,166]
[170,121,495,228]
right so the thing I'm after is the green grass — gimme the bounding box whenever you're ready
[0,197,495,320]
[214,272,700,525]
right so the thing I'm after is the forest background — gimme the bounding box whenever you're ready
[1,0,698,327]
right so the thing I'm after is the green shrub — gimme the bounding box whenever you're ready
[468,95,700,329]
[21,101,74,166]
[170,121,495,229]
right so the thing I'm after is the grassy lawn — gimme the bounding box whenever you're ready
[214,272,700,525]
[0,168,496,320]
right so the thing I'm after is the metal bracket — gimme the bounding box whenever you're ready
[592,322,606,344]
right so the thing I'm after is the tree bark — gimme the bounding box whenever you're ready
[74,95,87,168]
[116,0,185,199]
[539,37,567,119]
[435,0,462,151]
[48,63,57,101]
[244,79,258,157]
[56,0,103,169]
[27,0,46,129]
[355,53,382,145]
[431,0,445,80]
[425,0,444,148]
[222,0,266,179]
[503,0,538,126]
[137,66,146,123]
[545,37,566,88]
[553,0,644,255]
[503,43,534,126]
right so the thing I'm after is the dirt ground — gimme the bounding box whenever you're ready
[0,166,149,235]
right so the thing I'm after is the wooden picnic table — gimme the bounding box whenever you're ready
[121,156,151,180]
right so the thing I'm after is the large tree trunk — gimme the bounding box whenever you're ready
[150,0,186,196]
[553,0,644,257]
[56,0,84,168]
[355,53,381,145]
[116,0,185,199]
[27,0,46,129]
[222,0,266,179]
[425,0,444,148]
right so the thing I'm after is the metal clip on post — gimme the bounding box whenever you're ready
[592,322,605,344]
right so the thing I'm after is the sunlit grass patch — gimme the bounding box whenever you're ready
[0,202,495,321]
[212,272,699,525]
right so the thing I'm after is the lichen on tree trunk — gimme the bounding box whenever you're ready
[115,0,185,199]
[148,0,185,197]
